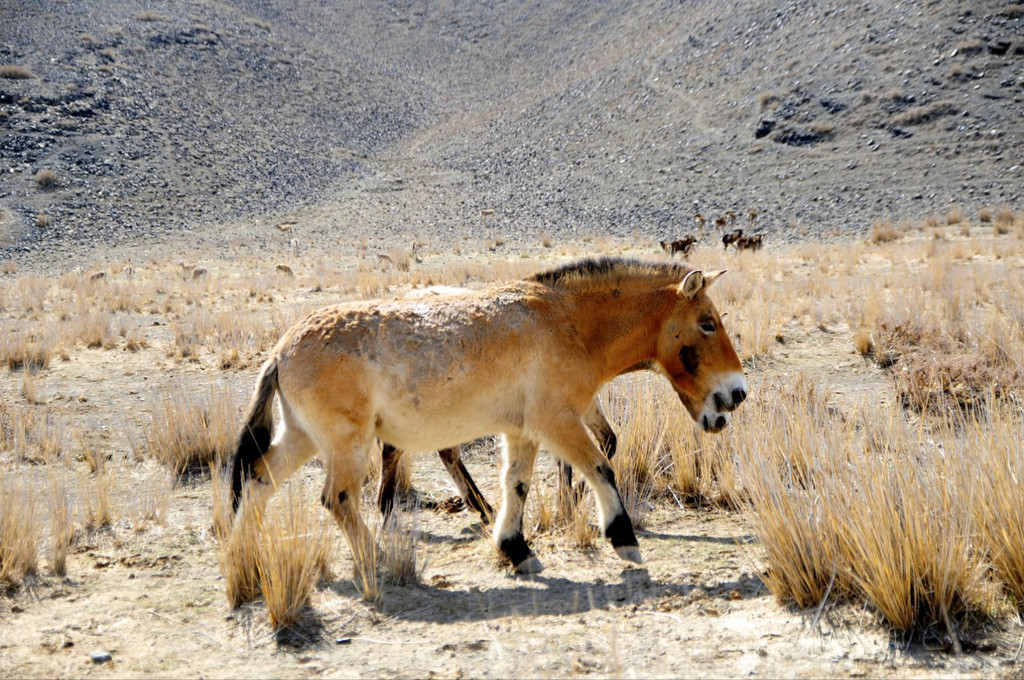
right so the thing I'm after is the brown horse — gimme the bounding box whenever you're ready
[230,257,747,576]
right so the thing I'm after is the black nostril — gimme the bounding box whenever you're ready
[715,415,727,430]
[732,388,747,405]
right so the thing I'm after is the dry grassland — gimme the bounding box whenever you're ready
[2,212,1024,677]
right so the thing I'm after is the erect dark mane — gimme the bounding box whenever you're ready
[529,256,692,289]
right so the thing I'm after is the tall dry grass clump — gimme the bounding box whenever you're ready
[0,394,63,464]
[254,487,333,630]
[957,407,1024,607]
[602,381,668,530]
[141,382,239,477]
[737,382,990,641]
[377,509,426,587]
[0,478,41,591]
[47,470,74,576]
[213,471,263,608]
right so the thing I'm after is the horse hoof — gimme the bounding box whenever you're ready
[514,555,545,574]
[615,545,643,564]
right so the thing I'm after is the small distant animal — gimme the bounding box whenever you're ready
[660,235,697,256]
[273,222,295,233]
[191,266,208,279]
[722,229,743,250]
[376,253,394,268]
[736,234,764,251]
[713,216,728,230]
[89,271,106,281]
[275,264,294,276]
[480,208,496,218]
[726,211,737,227]
[747,209,759,226]
[695,214,707,232]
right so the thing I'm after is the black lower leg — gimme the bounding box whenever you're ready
[597,464,638,548]
[498,532,534,567]
[377,443,401,518]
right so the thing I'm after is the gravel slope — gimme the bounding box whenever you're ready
[1,0,1022,263]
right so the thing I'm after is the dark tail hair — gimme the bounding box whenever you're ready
[230,358,279,512]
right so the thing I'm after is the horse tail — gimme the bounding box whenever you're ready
[230,358,279,512]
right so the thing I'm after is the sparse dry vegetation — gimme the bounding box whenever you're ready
[3,217,1024,673]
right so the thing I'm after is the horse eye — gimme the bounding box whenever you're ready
[699,322,716,334]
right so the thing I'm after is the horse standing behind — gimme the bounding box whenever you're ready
[230,257,747,576]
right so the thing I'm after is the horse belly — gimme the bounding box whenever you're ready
[373,380,516,451]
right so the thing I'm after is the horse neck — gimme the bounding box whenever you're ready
[567,287,673,381]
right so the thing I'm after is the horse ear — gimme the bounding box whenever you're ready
[679,270,704,299]
[703,270,726,288]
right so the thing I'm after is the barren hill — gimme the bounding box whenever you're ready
[1,0,1021,262]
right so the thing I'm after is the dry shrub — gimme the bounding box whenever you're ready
[869,220,900,244]
[945,206,965,226]
[0,478,41,590]
[892,101,957,126]
[977,208,992,224]
[142,382,240,477]
[872,313,1021,414]
[836,441,985,639]
[739,395,988,639]
[255,487,333,630]
[0,65,36,80]
[130,467,174,527]
[81,466,114,531]
[34,169,59,188]
[73,312,118,349]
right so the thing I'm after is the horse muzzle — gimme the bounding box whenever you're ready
[698,373,748,433]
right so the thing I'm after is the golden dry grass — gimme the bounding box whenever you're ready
[3,211,1024,640]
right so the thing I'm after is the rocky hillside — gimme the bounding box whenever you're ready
[1,0,1021,261]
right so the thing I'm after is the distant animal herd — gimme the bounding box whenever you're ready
[661,209,764,257]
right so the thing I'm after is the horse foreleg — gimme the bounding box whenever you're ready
[558,398,619,508]
[494,434,542,574]
[437,446,494,524]
[547,415,640,565]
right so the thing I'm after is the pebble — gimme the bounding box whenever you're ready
[90,650,113,664]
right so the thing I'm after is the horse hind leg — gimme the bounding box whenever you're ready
[318,428,376,579]
[494,434,543,574]
[233,419,318,531]
[438,446,494,524]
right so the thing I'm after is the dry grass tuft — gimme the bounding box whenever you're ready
[0,478,41,590]
[378,509,426,587]
[0,65,36,80]
[868,220,901,244]
[47,470,74,577]
[213,469,264,608]
[141,382,239,477]
[961,407,1024,608]
[255,488,333,630]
